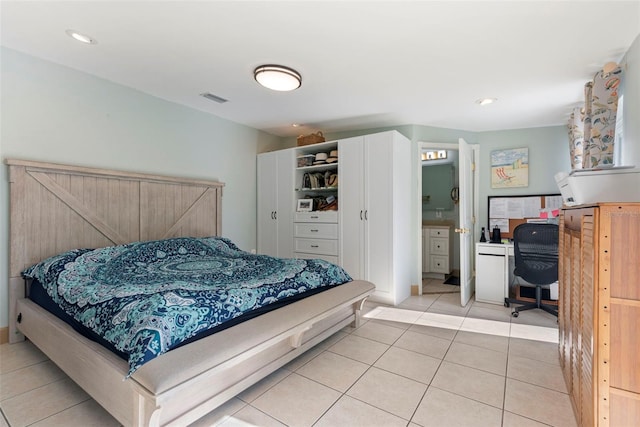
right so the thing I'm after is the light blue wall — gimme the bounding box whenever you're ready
[476,126,570,236]
[0,48,280,327]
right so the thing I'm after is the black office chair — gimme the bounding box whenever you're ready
[504,223,559,317]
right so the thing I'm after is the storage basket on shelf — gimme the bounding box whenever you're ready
[297,131,326,146]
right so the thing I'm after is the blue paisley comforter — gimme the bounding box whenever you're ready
[23,237,352,376]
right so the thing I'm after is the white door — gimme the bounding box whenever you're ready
[458,138,475,306]
[364,133,393,295]
[338,136,365,279]
[257,150,294,257]
[257,152,278,256]
[276,150,294,258]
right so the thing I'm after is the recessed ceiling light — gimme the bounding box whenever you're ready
[65,29,97,45]
[254,65,301,91]
[476,98,497,106]
[292,123,301,127]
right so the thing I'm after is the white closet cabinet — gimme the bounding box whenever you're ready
[339,131,412,305]
[257,150,294,257]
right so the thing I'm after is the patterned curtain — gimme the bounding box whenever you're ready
[581,66,623,168]
[567,107,584,170]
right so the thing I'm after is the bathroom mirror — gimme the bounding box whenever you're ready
[422,163,455,211]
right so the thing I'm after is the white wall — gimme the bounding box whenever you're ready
[621,34,640,166]
[0,48,281,328]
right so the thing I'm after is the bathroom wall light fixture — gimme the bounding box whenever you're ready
[254,65,302,91]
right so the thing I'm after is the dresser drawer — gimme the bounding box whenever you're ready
[429,238,449,255]
[429,228,449,238]
[294,252,339,265]
[430,255,449,274]
[294,223,338,239]
[294,211,338,223]
[294,238,338,256]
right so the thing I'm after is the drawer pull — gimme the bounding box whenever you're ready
[310,229,319,232]
[311,215,318,219]
[311,245,319,248]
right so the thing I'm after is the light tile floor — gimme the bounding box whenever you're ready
[1,279,573,427]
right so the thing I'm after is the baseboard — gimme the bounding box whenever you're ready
[411,284,419,296]
[0,326,8,344]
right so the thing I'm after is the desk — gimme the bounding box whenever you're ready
[475,242,513,305]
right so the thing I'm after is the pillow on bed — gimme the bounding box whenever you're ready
[23,248,93,304]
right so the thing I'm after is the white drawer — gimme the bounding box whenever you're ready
[295,211,338,223]
[429,238,449,255]
[294,223,338,239]
[430,255,449,273]
[476,244,507,256]
[429,228,449,238]
[294,238,338,256]
[294,252,339,265]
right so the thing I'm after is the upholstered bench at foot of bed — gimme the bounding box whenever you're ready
[16,279,375,427]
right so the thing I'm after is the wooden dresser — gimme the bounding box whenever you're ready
[559,203,640,426]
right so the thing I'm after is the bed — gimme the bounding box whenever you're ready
[6,159,375,427]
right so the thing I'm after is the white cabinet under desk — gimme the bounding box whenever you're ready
[475,242,514,305]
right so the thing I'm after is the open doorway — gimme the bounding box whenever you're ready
[416,140,479,306]
[419,143,460,295]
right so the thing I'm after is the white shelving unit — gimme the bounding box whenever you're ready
[293,141,340,263]
[257,130,412,306]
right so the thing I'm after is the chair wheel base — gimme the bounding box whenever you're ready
[511,311,519,317]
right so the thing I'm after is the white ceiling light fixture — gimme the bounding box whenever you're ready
[65,29,97,44]
[476,97,497,106]
[254,65,301,91]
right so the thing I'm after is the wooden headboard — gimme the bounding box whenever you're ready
[6,159,224,343]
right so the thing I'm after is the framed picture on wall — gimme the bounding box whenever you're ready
[297,199,313,212]
[491,147,529,188]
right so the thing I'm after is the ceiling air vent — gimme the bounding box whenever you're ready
[200,93,228,104]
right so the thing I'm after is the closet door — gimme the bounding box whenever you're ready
[257,152,278,256]
[257,150,293,257]
[363,132,393,295]
[339,136,365,280]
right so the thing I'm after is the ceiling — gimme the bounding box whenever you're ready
[2,1,639,138]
